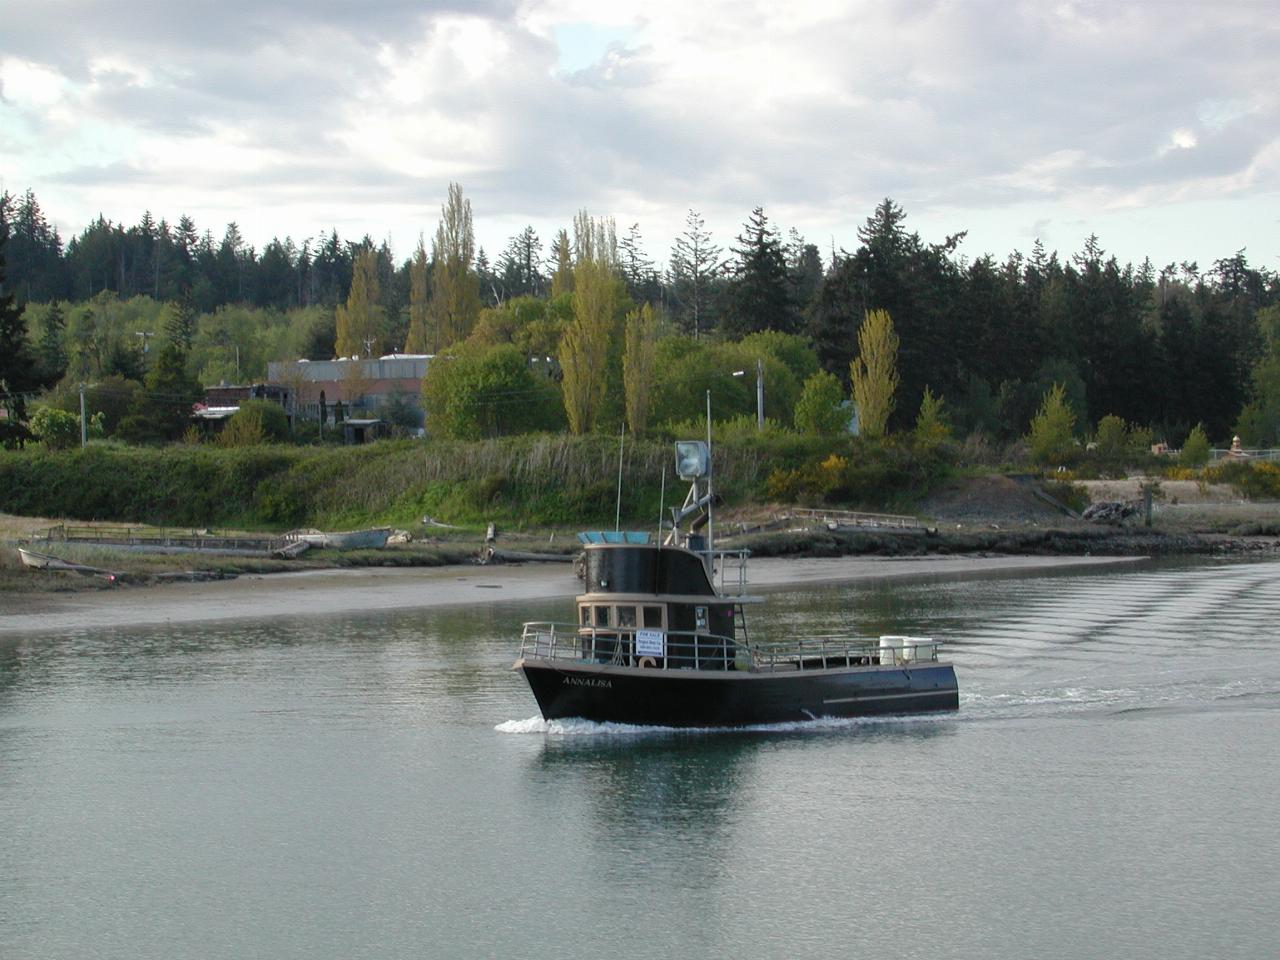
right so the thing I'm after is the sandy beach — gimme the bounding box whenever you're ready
[0,554,1144,635]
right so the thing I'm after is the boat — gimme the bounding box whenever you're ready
[290,527,391,550]
[17,547,116,580]
[513,441,959,727]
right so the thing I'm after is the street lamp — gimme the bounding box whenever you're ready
[731,360,765,429]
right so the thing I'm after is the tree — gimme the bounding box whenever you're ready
[38,301,68,385]
[850,309,899,439]
[0,208,37,447]
[427,182,480,349]
[421,343,564,439]
[163,294,197,351]
[668,209,722,339]
[119,341,203,443]
[560,255,617,435]
[549,229,573,298]
[914,387,951,447]
[794,370,849,436]
[1094,414,1128,462]
[622,302,658,434]
[619,223,658,302]
[497,226,543,299]
[29,406,82,449]
[404,237,431,353]
[335,249,385,357]
[218,399,290,447]
[1180,423,1211,467]
[723,207,795,337]
[1027,383,1077,465]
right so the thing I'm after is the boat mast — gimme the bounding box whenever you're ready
[705,389,714,572]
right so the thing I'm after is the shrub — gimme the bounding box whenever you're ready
[794,371,849,437]
[1027,384,1077,466]
[29,407,82,450]
[1180,424,1211,467]
[1205,460,1280,500]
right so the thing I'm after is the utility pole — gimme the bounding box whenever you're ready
[756,357,764,430]
[79,382,87,448]
[134,331,154,371]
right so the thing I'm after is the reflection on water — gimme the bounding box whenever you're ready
[2,557,1278,960]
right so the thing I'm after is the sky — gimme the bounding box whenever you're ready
[2,0,1277,275]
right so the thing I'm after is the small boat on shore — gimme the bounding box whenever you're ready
[290,527,391,550]
[17,547,116,580]
[513,442,959,727]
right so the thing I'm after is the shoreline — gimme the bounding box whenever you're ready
[0,553,1150,635]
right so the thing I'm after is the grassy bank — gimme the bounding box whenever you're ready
[1,434,921,531]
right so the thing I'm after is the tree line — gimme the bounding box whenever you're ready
[3,186,1280,451]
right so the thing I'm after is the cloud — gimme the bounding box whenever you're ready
[1,0,1277,269]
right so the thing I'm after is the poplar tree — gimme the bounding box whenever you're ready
[335,249,385,357]
[623,302,658,434]
[404,237,431,353]
[427,182,479,349]
[851,309,899,439]
[561,252,617,435]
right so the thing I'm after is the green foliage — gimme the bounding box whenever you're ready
[422,343,565,440]
[217,399,290,448]
[1180,423,1211,467]
[1094,414,1128,460]
[1027,383,1077,465]
[794,370,849,436]
[850,309,899,439]
[29,406,81,449]
[1204,460,1280,500]
[738,330,819,383]
[913,387,951,448]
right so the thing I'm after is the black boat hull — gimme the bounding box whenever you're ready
[516,659,959,727]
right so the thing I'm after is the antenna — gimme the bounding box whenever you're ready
[705,389,714,569]
[614,423,626,532]
[657,466,666,548]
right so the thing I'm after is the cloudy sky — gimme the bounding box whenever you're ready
[2,0,1277,274]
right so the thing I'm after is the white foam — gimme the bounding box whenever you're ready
[494,713,955,737]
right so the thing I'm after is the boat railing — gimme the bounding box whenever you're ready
[751,634,941,671]
[519,624,941,671]
[521,623,743,671]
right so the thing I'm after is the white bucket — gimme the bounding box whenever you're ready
[879,635,905,666]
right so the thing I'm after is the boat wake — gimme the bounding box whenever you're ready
[495,712,955,737]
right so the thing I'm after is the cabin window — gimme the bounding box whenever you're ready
[642,606,664,628]
[594,606,611,627]
[617,606,636,628]
[579,605,591,626]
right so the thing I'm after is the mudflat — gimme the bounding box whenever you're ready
[0,554,1142,635]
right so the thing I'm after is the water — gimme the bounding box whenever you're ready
[2,558,1279,959]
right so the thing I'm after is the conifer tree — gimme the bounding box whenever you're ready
[724,207,795,337]
[549,229,573,298]
[38,301,69,384]
[405,237,431,353]
[0,209,36,447]
[669,209,722,340]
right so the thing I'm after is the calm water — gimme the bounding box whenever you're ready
[2,559,1279,960]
